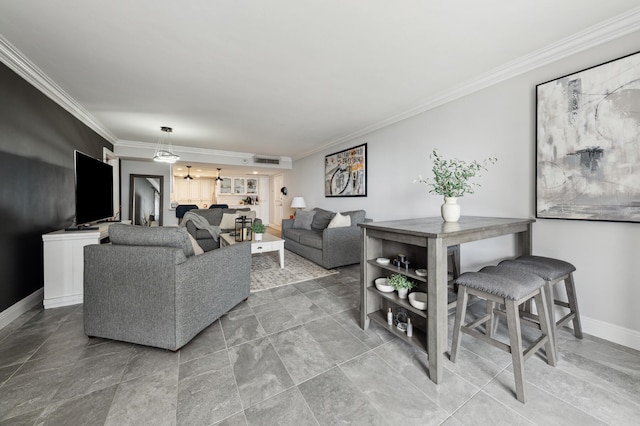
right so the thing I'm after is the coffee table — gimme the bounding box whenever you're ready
[219,233,285,268]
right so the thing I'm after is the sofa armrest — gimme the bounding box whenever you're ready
[282,218,294,231]
[175,242,251,326]
[84,245,188,349]
[321,225,363,268]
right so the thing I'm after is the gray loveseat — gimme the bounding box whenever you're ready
[183,207,257,251]
[84,224,250,351]
[282,208,370,269]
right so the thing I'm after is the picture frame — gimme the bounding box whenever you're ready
[536,50,640,223]
[325,143,367,197]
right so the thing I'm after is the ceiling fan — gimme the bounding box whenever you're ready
[215,168,223,181]
[184,165,194,180]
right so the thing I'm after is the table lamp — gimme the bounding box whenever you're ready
[291,197,306,215]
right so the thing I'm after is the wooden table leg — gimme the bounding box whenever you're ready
[427,237,448,384]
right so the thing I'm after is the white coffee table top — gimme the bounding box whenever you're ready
[219,232,283,246]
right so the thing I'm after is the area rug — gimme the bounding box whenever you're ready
[250,249,338,292]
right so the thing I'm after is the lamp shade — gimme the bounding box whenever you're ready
[291,197,306,209]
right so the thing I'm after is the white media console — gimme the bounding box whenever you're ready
[42,223,112,309]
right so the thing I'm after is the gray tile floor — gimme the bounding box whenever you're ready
[1,265,639,425]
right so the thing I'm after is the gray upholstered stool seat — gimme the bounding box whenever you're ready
[501,255,575,281]
[499,256,583,350]
[450,266,557,403]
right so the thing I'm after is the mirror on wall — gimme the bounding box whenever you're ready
[130,174,163,226]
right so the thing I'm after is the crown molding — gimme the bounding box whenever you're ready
[0,35,118,144]
[2,6,639,160]
[298,6,640,159]
[115,140,293,167]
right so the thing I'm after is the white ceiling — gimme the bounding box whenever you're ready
[1,1,639,168]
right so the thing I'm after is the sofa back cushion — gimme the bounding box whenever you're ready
[188,209,224,226]
[342,210,366,226]
[109,224,195,257]
[311,208,335,230]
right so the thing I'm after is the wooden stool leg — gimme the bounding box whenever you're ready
[535,291,557,367]
[487,300,498,338]
[450,286,469,362]
[543,281,557,356]
[506,299,526,403]
[564,273,583,339]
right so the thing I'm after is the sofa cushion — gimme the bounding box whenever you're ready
[342,210,366,226]
[311,208,335,230]
[328,211,351,228]
[282,228,308,243]
[109,224,195,257]
[299,231,323,250]
[293,210,316,230]
[194,229,212,239]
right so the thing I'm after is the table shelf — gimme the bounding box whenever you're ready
[368,310,428,354]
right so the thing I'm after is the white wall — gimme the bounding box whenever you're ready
[286,31,640,349]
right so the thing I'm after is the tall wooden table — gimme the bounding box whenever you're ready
[359,216,534,384]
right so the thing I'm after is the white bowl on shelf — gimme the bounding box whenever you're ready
[374,278,394,292]
[415,269,427,277]
[376,257,390,265]
[408,292,428,310]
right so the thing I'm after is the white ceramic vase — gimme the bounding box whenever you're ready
[397,288,409,299]
[255,233,263,241]
[441,197,461,222]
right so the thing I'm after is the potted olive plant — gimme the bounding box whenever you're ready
[415,149,497,222]
[251,222,267,241]
[388,274,415,299]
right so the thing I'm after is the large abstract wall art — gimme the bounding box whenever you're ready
[325,143,367,197]
[536,51,640,223]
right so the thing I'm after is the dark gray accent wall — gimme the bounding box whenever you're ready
[0,62,113,312]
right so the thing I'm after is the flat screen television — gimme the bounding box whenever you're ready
[74,150,114,226]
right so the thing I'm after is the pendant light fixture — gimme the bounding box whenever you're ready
[153,126,180,163]
[215,168,223,181]
[184,165,194,180]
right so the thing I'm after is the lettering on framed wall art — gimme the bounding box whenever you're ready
[325,143,367,197]
[536,51,640,223]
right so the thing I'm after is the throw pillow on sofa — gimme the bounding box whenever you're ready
[293,210,316,230]
[220,212,239,230]
[188,233,205,255]
[327,211,351,228]
[220,211,256,230]
[311,207,335,230]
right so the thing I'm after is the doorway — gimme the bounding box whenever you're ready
[272,173,284,230]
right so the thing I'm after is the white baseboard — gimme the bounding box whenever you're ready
[0,288,43,330]
[581,315,640,352]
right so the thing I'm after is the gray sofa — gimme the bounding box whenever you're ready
[183,207,257,251]
[282,208,370,269]
[84,224,250,351]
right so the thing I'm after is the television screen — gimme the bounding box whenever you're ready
[74,150,114,225]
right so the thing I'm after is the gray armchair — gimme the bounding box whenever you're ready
[84,224,250,351]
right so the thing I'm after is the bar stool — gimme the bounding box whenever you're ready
[450,266,557,403]
[498,256,583,354]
